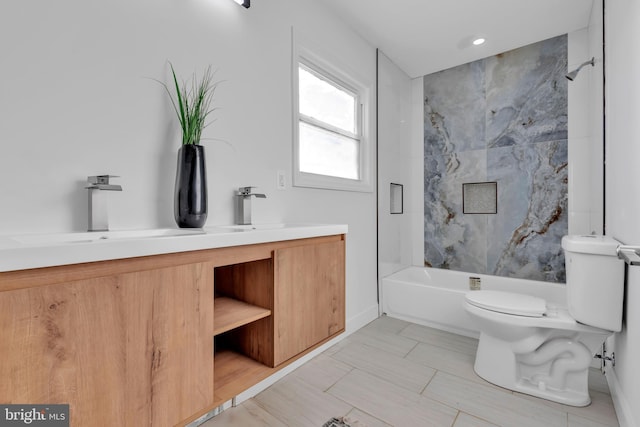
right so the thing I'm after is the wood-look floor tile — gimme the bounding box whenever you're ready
[406,342,514,394]
[400,323,478,355]
[328,369,458,427]
[569,413,619,427]
[360,315,412,335]
[570,390,618,427]
[321,335,352,357]
[291,353,352,391]
[344,408,393,427]
[199,400,286,427]
[423,371,568,427]
[453,412,499,427]
[332,341,436,393]
[254,374,353,426]
[406,342,481,383]
[200,317,619,427]
[348,326,419,357]
[516,387,619,427]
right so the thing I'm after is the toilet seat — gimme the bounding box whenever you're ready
[465,290,546,317]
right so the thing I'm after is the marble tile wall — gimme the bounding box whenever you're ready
[423,35,568,283]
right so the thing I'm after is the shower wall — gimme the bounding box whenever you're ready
[423,35,568,283]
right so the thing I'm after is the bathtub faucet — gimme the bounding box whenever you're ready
[234,186,266,225]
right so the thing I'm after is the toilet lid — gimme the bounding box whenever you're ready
[465,290,547,317]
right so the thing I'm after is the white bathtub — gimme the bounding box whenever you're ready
[381,266,567,338]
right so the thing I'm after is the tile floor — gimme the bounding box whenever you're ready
[202,316,620,427]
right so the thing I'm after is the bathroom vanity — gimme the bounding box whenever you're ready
[0,224,346,426]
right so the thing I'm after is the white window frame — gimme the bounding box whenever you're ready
[292,33,374,192]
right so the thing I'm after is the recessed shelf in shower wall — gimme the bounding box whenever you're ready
[390,183,403,214]
[463,182,497,214]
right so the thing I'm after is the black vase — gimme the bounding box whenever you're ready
[174,144,207,228]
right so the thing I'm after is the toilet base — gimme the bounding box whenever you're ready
[473,332,593,407]
[474,367,591,407]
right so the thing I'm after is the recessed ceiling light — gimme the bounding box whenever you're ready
[472,38,486,46]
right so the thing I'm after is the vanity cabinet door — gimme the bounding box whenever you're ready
[0,262,214,427]
[273,239,345,366]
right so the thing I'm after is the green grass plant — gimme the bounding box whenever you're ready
[159,63,218,145]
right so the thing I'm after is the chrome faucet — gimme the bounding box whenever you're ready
[234,186,266,225]
[86,175,122,231]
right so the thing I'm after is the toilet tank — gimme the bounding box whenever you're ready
[562,235,625,332]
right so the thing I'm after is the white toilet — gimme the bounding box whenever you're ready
[464,235,625,406]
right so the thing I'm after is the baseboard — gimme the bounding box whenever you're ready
[606,368,637,427]
[345,303,380,333]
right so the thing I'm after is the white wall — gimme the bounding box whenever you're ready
[377,52,414,279]
[0,0,378,330]
[377,58,424,274]
[567,14,604,236]
[410,78,426,267]
[604,1,640,426]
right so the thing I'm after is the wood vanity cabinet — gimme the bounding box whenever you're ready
[0,234,345,427]
[273,240,345,365]
[0,260,214,427]
[209,235,345,410]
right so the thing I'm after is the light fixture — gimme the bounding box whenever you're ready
[233,0,250,8]
[456,35,487,50]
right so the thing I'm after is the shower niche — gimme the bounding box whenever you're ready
[462,182,497,214]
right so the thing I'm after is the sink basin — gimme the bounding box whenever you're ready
[11,228,206,246]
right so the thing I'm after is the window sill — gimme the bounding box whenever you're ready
[293,171,374,193]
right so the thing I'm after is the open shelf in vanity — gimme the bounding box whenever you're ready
[209,234,346,408]
[213,297,271,336]
[212,257,276,406]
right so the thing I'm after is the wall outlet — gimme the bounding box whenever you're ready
[276,170,286,190]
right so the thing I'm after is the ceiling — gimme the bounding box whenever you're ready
[314,0,594,78]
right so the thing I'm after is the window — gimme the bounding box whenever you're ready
[292,38,373,192]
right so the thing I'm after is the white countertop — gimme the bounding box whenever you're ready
[0,223,348,272]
